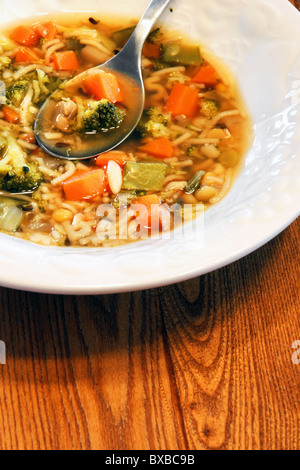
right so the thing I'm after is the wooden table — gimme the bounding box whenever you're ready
[0,1,299,452]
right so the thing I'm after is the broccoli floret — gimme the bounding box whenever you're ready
[5,80,29,107]
[187,145,201,158]
[0,136,43,192]
[74,99,126,133]
[0,56,12,71]
[200,99,220,119]
[137,106,171,138]
[147,28,163,44]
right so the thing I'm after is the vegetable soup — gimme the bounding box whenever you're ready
[0,14,252,247]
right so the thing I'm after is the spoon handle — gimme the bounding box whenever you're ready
[117,0,172,65]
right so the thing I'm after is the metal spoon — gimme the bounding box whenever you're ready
[34,0,172,160]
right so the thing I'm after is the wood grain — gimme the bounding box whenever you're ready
[0,217,299,450]
[0,0,299,451]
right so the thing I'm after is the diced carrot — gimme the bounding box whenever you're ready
[62,169,106,200]
[14,46,40,64]
[95,151,129,167]
[51,51,80,71]
[192,64,218,85]
[34,21,57,41]
[10,25,39,47]
[143,42,161,59]
[20,133,36,144]
[138,137,174,159]
[135,194,161,210]
[166,83,199,118]
[2,106,20,124]
[134,194,162,229]
[83,71,122,103]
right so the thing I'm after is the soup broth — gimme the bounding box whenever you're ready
[0,13,252,247]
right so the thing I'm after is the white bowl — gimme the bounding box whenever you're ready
[0,0,299,294]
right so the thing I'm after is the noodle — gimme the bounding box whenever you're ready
[171,132,193,147]
[19,85,34,128]
[45,42,65,65]
[78,38,112,57]
[209,168,233,204]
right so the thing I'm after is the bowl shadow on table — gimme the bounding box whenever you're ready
[0,226,292,373]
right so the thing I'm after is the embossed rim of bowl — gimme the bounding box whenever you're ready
[0,0,299,294]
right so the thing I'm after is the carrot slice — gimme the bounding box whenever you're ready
[15,46,40,64]
[165,83,199,118]
[62,169,106,200]
[2,106,20,124]
[95,151,129,167]
[143,42,161,59]
[51,51,80,71]
[35,22,57,41]
[192,64,218,85]
[138,137,174,159]
[10,26,39,47]
[83,71,122,103]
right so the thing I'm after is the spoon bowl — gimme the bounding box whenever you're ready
[33,0,172,160]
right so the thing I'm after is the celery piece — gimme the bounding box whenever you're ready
[185,171,206,194]
[122,162,168,191]
[0,197,25,232]
[162,44,202,66]
[111,26,136,48]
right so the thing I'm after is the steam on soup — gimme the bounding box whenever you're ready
[0,14,251,247]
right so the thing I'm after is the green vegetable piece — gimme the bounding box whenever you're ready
[162,44,202,66]
[5,80,29,107]
[200,99,220,119]
[137,106,171,139]
[0,197,25,232]
[0,136,43,192]
[147,28,162,44]
[73,98,126,133]
[0,56,12,71]
[187,145,201,158]
[219,149,240,168]
[122,162,168,191]
[66,38,84,51]
[111,26,136,48]
[185,170,206,194]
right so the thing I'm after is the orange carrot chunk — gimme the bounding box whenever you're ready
[63,169,106,201]
[83,71,122,103]
[138,137,174,159]
[166,83,199,118]
[51,51,80,71]
[143,42,161,59]
[15,46,40,64]
[134,194,162,229]
[10,26,39,47]
[192,64,218,85]
[2,106,20,124]
[95,151,128,167]
[35,21,57,40]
